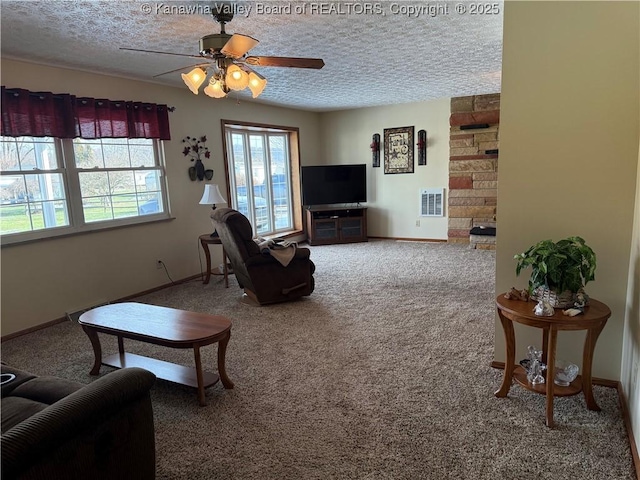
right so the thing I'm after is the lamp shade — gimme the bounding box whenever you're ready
[225,64,249,91]
[248,71,267,98]
[182,67,207,95]
[199,184,226,205]
[204,77,227,98]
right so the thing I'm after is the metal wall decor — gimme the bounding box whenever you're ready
[417,129,427,165]
[383,126,414,174]
[183,135,213,181]
[371,133,381,167]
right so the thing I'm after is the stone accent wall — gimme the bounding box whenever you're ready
[448,94,500,250]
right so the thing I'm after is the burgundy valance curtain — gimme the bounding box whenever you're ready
[1,87,171,140]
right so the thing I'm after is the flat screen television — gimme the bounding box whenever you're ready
[301,164,366,206]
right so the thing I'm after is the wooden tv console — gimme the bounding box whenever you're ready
[306,206,368,246]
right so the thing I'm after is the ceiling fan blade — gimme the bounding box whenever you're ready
[153,63,210,78]
[244,56,325,69]
[220,33,259,59]
[120,47,203,59]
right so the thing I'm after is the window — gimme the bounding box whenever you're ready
[0,135,168,244]
[0,137,70,236]
[73,138,165,222]
[223,122,301,237]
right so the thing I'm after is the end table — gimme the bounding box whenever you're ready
[495,294,610,427]
[199,234,230,288]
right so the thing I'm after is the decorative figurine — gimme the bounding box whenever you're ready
[562,289,589,316]
[504,287,529,301]
[527,345,546,385]
[574,290,590,308]
[533,299,554,316]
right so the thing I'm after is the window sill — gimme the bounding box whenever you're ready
[270,229,306,242]
[1,216,176,248]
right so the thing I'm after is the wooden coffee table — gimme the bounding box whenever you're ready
[78,302,234,406]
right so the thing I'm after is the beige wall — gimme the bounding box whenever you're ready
[497,1,640,380]
[319,99,450,240]
[0,59,322,336]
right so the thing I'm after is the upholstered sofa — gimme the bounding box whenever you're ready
[1,364,156,479]
[211,207,316,305]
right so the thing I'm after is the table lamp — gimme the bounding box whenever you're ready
[199,184,227,237]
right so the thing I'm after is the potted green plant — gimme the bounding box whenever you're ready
[514,236,596,308]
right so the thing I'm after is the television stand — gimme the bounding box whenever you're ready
[306,206,368,246]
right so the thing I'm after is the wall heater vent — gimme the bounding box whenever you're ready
[420,188,445,217]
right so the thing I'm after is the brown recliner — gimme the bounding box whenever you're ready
[211,208,315,305]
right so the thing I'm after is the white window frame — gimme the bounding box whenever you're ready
[0,136,170,246]
[224,126,295,236]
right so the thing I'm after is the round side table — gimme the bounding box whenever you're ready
[495,294,610,427]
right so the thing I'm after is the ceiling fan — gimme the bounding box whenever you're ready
[120,8,324,99]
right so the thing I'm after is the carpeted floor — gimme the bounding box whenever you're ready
[2,240,634,479]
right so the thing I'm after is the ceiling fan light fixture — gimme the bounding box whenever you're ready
[225,64,249,91]
[204,77,227,98]
[248,71,267,98]
[126,15,323,101]
[181,67,207,94]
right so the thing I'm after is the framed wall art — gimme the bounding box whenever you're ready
[384,126,414,174]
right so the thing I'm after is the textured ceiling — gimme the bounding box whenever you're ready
[0,1,503,112]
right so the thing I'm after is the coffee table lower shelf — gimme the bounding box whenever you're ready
[103,353,220,389]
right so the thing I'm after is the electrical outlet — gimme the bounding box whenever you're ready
[415,220,420,227]
[156,260,163,269]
